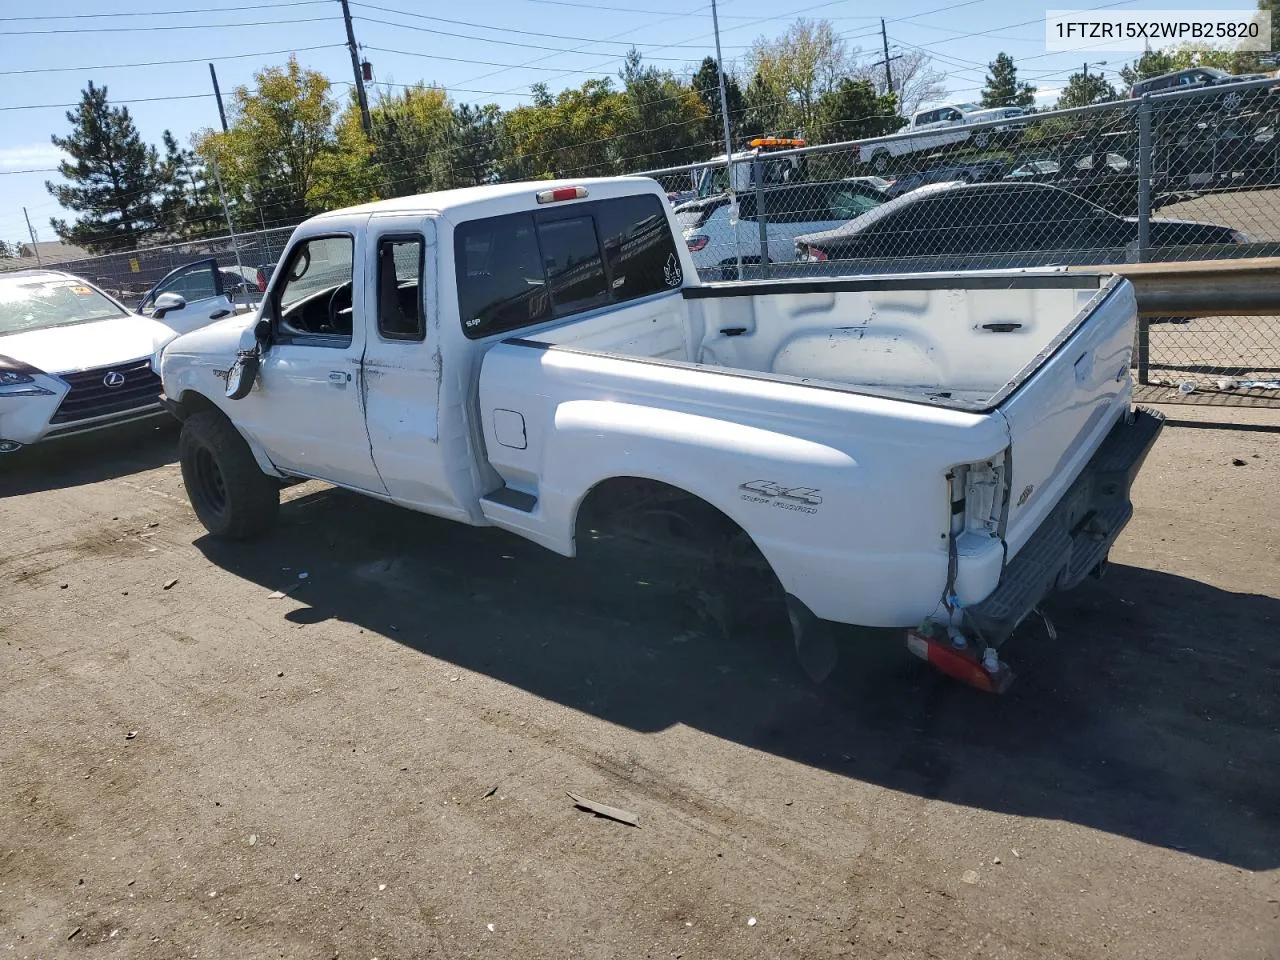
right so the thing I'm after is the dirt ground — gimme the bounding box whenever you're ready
[2,405,1278,960]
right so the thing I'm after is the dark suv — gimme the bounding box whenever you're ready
[1131,67,1274,113]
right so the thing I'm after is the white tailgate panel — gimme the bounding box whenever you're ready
[998,281,1135,558]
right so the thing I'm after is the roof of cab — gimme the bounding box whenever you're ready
[307,176,662,223]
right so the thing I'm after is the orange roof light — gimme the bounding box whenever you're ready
[748,137,806,148]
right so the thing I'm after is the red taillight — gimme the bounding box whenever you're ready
[686,234,710,252]
[805,246,828,262]
[536,185,588,204]
[256,268,267,292]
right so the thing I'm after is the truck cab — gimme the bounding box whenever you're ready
[690,138,809,199]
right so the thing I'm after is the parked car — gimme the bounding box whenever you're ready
[859,103,1021,173]
[883,159,1009,198]
[135,257,244,326]
[1154,117,1280,189]
[677,180,889,278]
[962,106,1030,145]
[1130,66,1271,109]
[157,175,1163,688]
[793,180,1245,271]
[0,270,187,452]
[1004,151,1148,214]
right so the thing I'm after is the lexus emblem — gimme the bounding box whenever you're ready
[103,371,126,388]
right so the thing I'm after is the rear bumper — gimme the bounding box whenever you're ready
[966,406,1165,644]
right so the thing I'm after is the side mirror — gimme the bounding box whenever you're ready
[254,318,271,349]
[153,292,187,320]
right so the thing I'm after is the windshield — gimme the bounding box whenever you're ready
[0,274,128,335]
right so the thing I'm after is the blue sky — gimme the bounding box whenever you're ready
[0,0,1232,244]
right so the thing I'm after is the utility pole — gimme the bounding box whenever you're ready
[709,0,742,280]
[872,19,903,107]
[22,207,40,264]
[209,63,229,132]
[881,19,894,94]
[339,0,373,138]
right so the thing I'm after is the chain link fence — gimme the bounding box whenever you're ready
[7,78,1279,404]
[2,226,296,309]
[645,77,1280,404]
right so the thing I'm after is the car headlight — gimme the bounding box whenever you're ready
[686,234,710,252]
[0,357,54,396]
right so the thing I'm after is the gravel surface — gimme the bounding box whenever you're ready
[2,407,1277,959]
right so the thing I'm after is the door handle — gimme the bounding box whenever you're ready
[209,309,232,320]
[329,371,351,384]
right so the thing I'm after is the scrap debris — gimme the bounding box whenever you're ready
[567,792,638,827]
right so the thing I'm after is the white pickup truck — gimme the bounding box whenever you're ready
[157,176,1162,687]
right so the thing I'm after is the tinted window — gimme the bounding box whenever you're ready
[377,236,424,341]
[455,195,682,339]
[595,194,683,303]
[536,215,610,312]
[455,212,552,337]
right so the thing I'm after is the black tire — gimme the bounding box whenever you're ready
[179,409,279,540]
[869,150,890,174]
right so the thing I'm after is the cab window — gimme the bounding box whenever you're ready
[455,193,682,339]
[274,235,354,345]
[376,236,425,341]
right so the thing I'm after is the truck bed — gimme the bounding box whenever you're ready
[521,273,1119,412]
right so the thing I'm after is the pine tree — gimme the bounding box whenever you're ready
[980,52,1037,108]
[692,56,744,148]
[158,130,224,239]
[1056,70,1120,108]
[45,82,166,252]
[1118,50,1177,87]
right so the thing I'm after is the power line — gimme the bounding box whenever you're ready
[0,15,334,35]
[363,46,615,76]
[352,14,738,60]
[0,44,346,77]
[0,93,212,112]
[494,0,850,97]
[0,168,58,176]
[0,1,327,21]
[350,2,751,49]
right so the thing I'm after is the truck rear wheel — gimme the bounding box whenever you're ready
[179,410,279,540]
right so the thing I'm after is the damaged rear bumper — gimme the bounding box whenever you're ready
[966,406,1165,644]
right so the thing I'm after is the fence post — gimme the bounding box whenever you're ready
[1136,93,1152,263]
[1135,93,1153,384]
[753,153,768,279]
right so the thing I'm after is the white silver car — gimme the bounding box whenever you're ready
[678,181,887,279]
[0,270,202,452]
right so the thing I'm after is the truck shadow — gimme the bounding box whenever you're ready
[197,486,1280,871]
[0,419,178,497]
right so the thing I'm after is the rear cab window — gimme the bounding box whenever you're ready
[376,236,425,341]
[455,193,683,339]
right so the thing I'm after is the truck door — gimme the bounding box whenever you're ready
[360,216,461,516]
[243,232,384,492]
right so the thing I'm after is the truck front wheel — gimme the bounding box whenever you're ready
[179,410,279,539]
